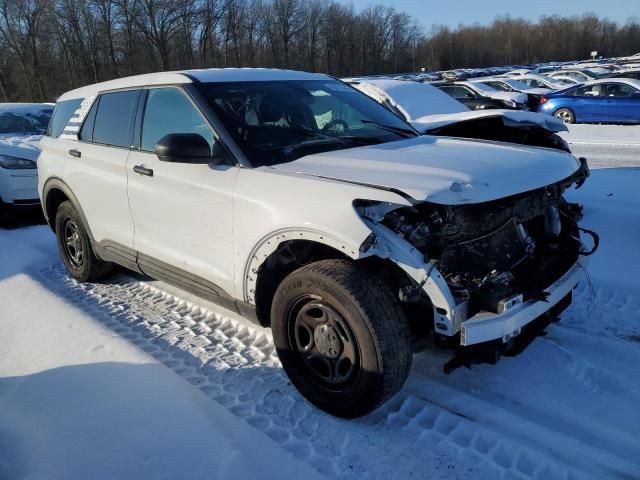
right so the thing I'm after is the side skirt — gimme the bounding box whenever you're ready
[91,240,260,325]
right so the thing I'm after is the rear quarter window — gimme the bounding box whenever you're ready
[47,98,82,138]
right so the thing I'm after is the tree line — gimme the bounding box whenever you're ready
[0,0,639,102]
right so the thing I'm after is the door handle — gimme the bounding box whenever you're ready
[68,149,81,158]
[133,165,154,177]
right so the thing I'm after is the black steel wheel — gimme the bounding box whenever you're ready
[290,297,360,388]
[271,259,412,418]
[55,201,113,282]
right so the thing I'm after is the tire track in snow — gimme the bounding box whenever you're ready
[38,265,638,480]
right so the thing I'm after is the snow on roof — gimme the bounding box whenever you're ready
[350,79,468,121]
[587,77,640,89]
[57,68,331,101]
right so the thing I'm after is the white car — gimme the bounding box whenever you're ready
[38,69,594,417]
[457,81,529,108]
[513,74,575,90]
[548,70,603,82]
[348,79,570,151]
[478,78,553,96]
[0,103,53,215]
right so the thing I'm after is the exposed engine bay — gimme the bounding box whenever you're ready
[357,159,596,321]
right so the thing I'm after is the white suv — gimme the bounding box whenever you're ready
[39,68,594,417]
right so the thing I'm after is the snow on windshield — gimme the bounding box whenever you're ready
[355,80,468,121]
[0,104,53,135]
[469,81,498,93]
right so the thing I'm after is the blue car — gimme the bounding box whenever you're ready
[538,79,640,124]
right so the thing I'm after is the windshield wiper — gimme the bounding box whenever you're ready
[290,126,385,146]
[359,120,416,137]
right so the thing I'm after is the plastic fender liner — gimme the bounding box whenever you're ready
[362,218,467,336]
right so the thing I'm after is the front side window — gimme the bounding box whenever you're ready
[603,83,637,97]
[197,79,416,167]
[141,87,215,152]
[92,89,140,148]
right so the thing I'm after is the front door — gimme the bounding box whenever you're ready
[126,86,238,297]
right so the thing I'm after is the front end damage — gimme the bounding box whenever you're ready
[356,158,596,349]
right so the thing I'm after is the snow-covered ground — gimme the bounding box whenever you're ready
[2,167,639,479]
[560,124,640,169]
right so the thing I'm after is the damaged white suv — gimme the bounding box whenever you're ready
[39,69,593,417]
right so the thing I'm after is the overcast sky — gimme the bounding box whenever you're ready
[346,0,638,28]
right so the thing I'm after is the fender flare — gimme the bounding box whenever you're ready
[242,227,361,304]
[42,177,94,240]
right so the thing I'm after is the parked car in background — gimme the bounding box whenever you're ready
[461,81,529,109]
[475,78,552,110]
[538,78,640,124]
[0,103,53,218]
[516,74,575,90]
[433,82,527,110]
[349,78,570,151]
[39,68,592,417]
[505,68,531,76]
[608,68,640,81]
[548,75,581,85]
[548,69,608,82]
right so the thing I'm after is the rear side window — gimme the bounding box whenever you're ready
[92,90,140,148]
[47,98,82,138]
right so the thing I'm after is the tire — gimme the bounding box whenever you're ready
[55,201,113,282]
[554,108,575,124]
[271,259,412,418]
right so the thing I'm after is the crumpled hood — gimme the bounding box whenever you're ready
[271,136,580,205]
[411,110,568,134]
[0,134,42,161]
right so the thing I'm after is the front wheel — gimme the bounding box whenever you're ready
[271,259,412,418]
[554,108,575,124]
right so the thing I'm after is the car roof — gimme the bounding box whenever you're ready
[57,68,332,101]
[583,77,640,88]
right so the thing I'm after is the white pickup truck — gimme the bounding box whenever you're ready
[38,68,594,417]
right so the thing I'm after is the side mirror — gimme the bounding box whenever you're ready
[155,133,218,164]
[631,91,640,98]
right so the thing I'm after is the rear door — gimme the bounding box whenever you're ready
[126,86,238,297]
[64,89,140,247]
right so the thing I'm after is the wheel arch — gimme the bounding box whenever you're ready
[248,230,360,326]
[42,177,93,239]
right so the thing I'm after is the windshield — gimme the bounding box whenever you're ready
[469,82,499,94]
[504,79,531,90]
[197,79,417,167]
[0,105,53,135]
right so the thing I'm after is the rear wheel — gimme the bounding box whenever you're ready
[271,259,412,418]
[55,201,113,282]
[554,108,575,124]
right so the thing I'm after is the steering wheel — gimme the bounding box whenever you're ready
[322,119,349,134]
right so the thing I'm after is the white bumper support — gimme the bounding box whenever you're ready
[460,258,587,346]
